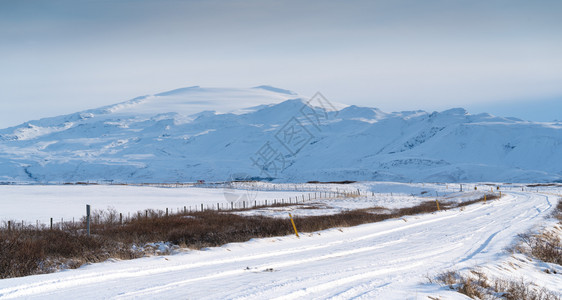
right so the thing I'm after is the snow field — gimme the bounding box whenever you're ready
[0,190,559,299]
[0,184,312,225]
[0,181,509,225]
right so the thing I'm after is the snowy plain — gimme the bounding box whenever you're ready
[0,182,560,299]
[1,181,498,224]
[0,184,311,225]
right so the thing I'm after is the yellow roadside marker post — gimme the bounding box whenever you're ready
[289,213,299,238]
[436,199,440,211]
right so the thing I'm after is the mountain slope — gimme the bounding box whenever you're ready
[0,86,561,183]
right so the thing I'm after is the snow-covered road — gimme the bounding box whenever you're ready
[0,192,557,299]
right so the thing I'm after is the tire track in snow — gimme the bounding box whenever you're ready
[229,192,553,299]
[262,243,464,300]
[113,239,409,299]
[455,193,551,265]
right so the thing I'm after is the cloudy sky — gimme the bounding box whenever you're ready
[1,0,561,128]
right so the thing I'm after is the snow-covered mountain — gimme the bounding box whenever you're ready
[1,86,561,183]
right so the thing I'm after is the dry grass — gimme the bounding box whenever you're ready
[0,194,494,279]
[527,183,562,188]
[554,199,562,222]
[515,230,562,265]
[457,194,501,208]
[0,228,139,278]
[434,270,560,300]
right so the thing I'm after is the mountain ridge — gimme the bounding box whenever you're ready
[1,86,561,183]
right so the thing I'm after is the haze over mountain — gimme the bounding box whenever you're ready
[1,86,561,183]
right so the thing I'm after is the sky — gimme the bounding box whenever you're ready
[1,0,561,128]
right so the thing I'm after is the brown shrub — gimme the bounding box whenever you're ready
[434,270,560,300]
[555,198,562,222]
[0,227,139,279]
[0,231,44,278]
[0,192,497,279]
[456,194,501,208]
[516,231,562,265]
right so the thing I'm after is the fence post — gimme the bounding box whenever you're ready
[201,203,204,211]
[86,204,91,236]
[166,208,169,217]
[50,218,53,230]
[8,220,11,232]
[120,213,123,225]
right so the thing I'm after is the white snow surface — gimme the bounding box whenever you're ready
[0,185,560,299]
[0,181,497,224]
[0,184,311,224]
[0,86,561,183]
